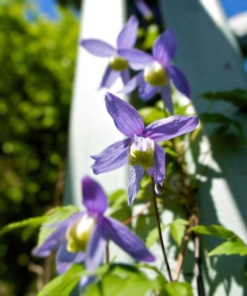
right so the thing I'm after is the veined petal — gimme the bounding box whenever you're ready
[117,16,138,48]
[139,81,159,101]
[80,39,115,57]
[85,217,106,272]
[91,140,129,175]
[128,165,145,205]
[32,214,82,257]
[118,48,154,70]
[147,144,165,186]
[56,244,85,274]
[82,176,108,214]
[103,217,155,262]
[153,28,177,65]
[99,65,120,90]
[119,71,144,94]
[120,68,130,86]
[105,92,144,137]
[144,115,199,142]
[161,85,173,115]
[167,65,190,98]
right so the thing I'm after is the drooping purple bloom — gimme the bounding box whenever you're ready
[118,28,190,114]
[33,176,154,287]
[135,0,153,21]
[91,93,199,205]
[79,16,138,90]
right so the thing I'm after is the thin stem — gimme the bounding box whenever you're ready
[151,178,173,282]
[123,202,151,225]
[106,240,109,264]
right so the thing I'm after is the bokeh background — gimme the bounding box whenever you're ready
[0,0,247,295]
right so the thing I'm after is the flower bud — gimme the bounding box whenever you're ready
[109,53,129,71]
[66,214,97,253]
[144,61,169,87]
[128,135,155,170]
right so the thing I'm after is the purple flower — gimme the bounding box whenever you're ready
[118,28,190,114]
[91,93,199,205]
[33,176,154,287]
[79,16,138,90]
[135,0,153,21]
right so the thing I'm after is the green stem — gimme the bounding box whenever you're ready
[151,178,173,282]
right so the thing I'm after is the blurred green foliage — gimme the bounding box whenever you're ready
[0,0,79,294]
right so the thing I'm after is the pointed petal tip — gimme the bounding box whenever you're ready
[143,254,156,263]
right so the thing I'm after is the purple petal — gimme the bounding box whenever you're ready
[32,214,82,257]
[128,165,145,205]
[117,16,138,49]
[105,92,144,137]
[153,28,177,65]
[85,217,106,272]
[79,39,115,57]
[144,115,199,142]
[138,81,159,101]
[135,0,153,19]
[99,65,121,90]
[56,244,85,274]
[167,65,190,98]
[119,71,144,94]
[120,68,130,86]
[161,85,173,114]
[82,176,108,214]
[91,139,130,175]
[147,144,165,186]
[118,49,154,70]
[104,217,155,262]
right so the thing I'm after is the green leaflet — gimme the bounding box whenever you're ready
[198,113,244,138]
[138,106,164,126]
[159,282,194,296]
[146,225,167,248]
[201,89,247,110]
[169,219,189,246]
[190,225,247,257]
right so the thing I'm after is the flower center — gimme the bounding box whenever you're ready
[128,135,155,171]
[144,61,169,87]
[66,214,97,253]
[109,53,129,71]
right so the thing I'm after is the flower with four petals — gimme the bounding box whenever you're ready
[80,16,138,90]
[91,92,199,205]
[33,176,155,287]
[118,28,190,114]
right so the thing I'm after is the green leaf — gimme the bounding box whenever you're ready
[198,113,244,138]
[190,225,236,240]
[161,282,193,296]
[138,106,164,125]
[146,225,167,248]
[37,205,79,246]
[169,219,188,246]
[108,189,127,208]
[37,264,84,296]
[165,147,179,158]
[208,240,247,257]
[201,89,247,110]
[0,216,47,237]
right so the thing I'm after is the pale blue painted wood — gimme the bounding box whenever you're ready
[158,0,247,295]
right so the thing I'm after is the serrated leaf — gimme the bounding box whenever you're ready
[208,240,247,257]
[0,216,47,237]
[161,282,193,296]
[198,113,244,138]
[201,89,247,110]
[190,225,236,240]
[37,264,84,296]
[38,205,79,246]
[146,225,167,248]
[170,219,188,246]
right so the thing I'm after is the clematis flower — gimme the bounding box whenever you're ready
[135,0,153,21]
[91,93,199,205]
[33,176,154,287]
[118,28,190,114]
[79,16,138,90]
